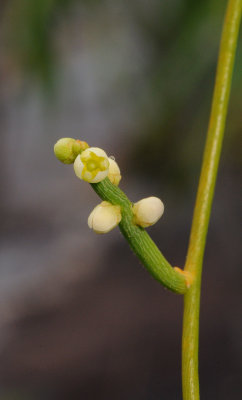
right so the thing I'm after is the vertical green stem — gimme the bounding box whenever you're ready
[182,1,242,399]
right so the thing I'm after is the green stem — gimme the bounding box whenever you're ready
[92,178,187,294]
[182,1,242,399]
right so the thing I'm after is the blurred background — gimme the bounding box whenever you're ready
[0,0,241,398]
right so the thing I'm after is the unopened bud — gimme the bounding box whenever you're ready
[88,201,121,234]
[108,158,121,186]
[74,147,109,183]
[54,138,89,164]
[133,197,164,228]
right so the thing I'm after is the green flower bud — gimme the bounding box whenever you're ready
[54,138,89,164]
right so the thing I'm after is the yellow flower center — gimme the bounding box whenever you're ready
[81,151,109,181]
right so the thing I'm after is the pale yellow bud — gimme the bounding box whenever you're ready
[88,201,121,234]
[133,197,164,228]
[74,147,109,183]
[108,158,121,186]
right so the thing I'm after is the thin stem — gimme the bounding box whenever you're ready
[92,178,187,294]
[182,1,242,399]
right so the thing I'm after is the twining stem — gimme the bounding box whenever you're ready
[182,1,242,399]
[92,178,187,294]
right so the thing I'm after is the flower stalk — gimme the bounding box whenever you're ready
[92,178,188,294]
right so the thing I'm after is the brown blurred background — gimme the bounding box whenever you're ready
[0,0,241,399]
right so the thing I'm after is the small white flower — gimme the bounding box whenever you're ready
[133,197,164,228]
[74,147,109,183]
[108,157,121,186]
[88,201,122,234]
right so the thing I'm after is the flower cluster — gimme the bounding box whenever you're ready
[54,138,164,234]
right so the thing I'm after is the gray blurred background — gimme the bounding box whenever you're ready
[0,0,241,399]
